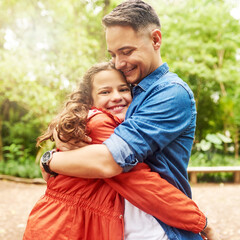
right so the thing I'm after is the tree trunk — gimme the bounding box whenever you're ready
[99,0,111,61]
[0,116,3,161]
[0,99,11,161]
[234,127,239,159]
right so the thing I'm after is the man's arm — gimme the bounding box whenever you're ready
[46,81,194,180]
[49,144,123,178]
[45,112,123,180]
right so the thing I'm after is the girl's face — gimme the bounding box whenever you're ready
[91,69,132,121]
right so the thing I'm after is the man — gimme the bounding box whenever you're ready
[41,1,218,239]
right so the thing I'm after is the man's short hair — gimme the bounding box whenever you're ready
[102,0,161,31]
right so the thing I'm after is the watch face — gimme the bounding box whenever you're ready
[42,151,51,164]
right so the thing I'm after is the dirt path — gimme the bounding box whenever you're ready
[0,180,240,240]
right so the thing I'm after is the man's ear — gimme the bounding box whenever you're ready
[151,29,162,50]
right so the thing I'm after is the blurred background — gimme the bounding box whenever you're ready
[0,0,240,182]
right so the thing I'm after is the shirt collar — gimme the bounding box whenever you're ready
[135,63,169,92]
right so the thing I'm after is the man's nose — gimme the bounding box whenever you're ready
[114,56,126,70]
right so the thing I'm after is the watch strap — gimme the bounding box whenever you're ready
[41,150,58,176]
[42,163,58,176]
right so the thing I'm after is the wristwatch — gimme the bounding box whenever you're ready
[41,150,58,176]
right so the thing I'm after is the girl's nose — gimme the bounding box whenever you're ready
[111,91,122,102]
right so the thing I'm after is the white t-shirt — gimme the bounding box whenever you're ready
[124,199,169,240]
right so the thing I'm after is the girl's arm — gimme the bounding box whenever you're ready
[105,165,205,233]
[89,112,206,234]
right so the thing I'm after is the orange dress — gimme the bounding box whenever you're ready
[23,109,205,240]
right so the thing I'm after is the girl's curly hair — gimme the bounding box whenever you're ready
[37,62,116,146]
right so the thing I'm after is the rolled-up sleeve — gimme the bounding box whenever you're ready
[104,134,138,172]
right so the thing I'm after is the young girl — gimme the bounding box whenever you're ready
[23,62,208,240]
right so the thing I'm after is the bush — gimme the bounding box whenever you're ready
[1,143,42,178]
[190,152,240,183]
[0,160,42,178]
[190,152,240,167]
[195,172,234,183]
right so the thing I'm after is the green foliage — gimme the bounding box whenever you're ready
[3,115,42,151]
[156,0,240,144]
[0,0,240,180]
[190,152,240,167]
[0,160,41,178]
[196,172,234,183]
[190,152,240,182]
[1,143,41,178]
[0,0,112,177]
[196,133,232,152]
[3,144,32,162]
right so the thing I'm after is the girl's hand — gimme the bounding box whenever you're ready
[53,128,92,151]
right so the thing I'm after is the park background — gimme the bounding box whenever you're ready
[0,0,240,182]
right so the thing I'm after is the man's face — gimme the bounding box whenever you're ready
[106,25,160,85]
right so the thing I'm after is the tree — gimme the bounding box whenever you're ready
[0,0,112,162]
[1,0,240,170]
[155,0,240,158]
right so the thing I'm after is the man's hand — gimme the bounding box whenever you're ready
[53,128,92,151]
[200,223,221,240]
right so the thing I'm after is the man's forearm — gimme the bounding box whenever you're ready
[49,144,123,178]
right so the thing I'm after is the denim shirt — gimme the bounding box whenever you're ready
[104,63,202,240]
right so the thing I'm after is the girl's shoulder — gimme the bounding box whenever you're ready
[88,107,122,125]
[87,108,122,144]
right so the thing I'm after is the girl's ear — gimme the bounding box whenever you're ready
[151,29,162,50]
